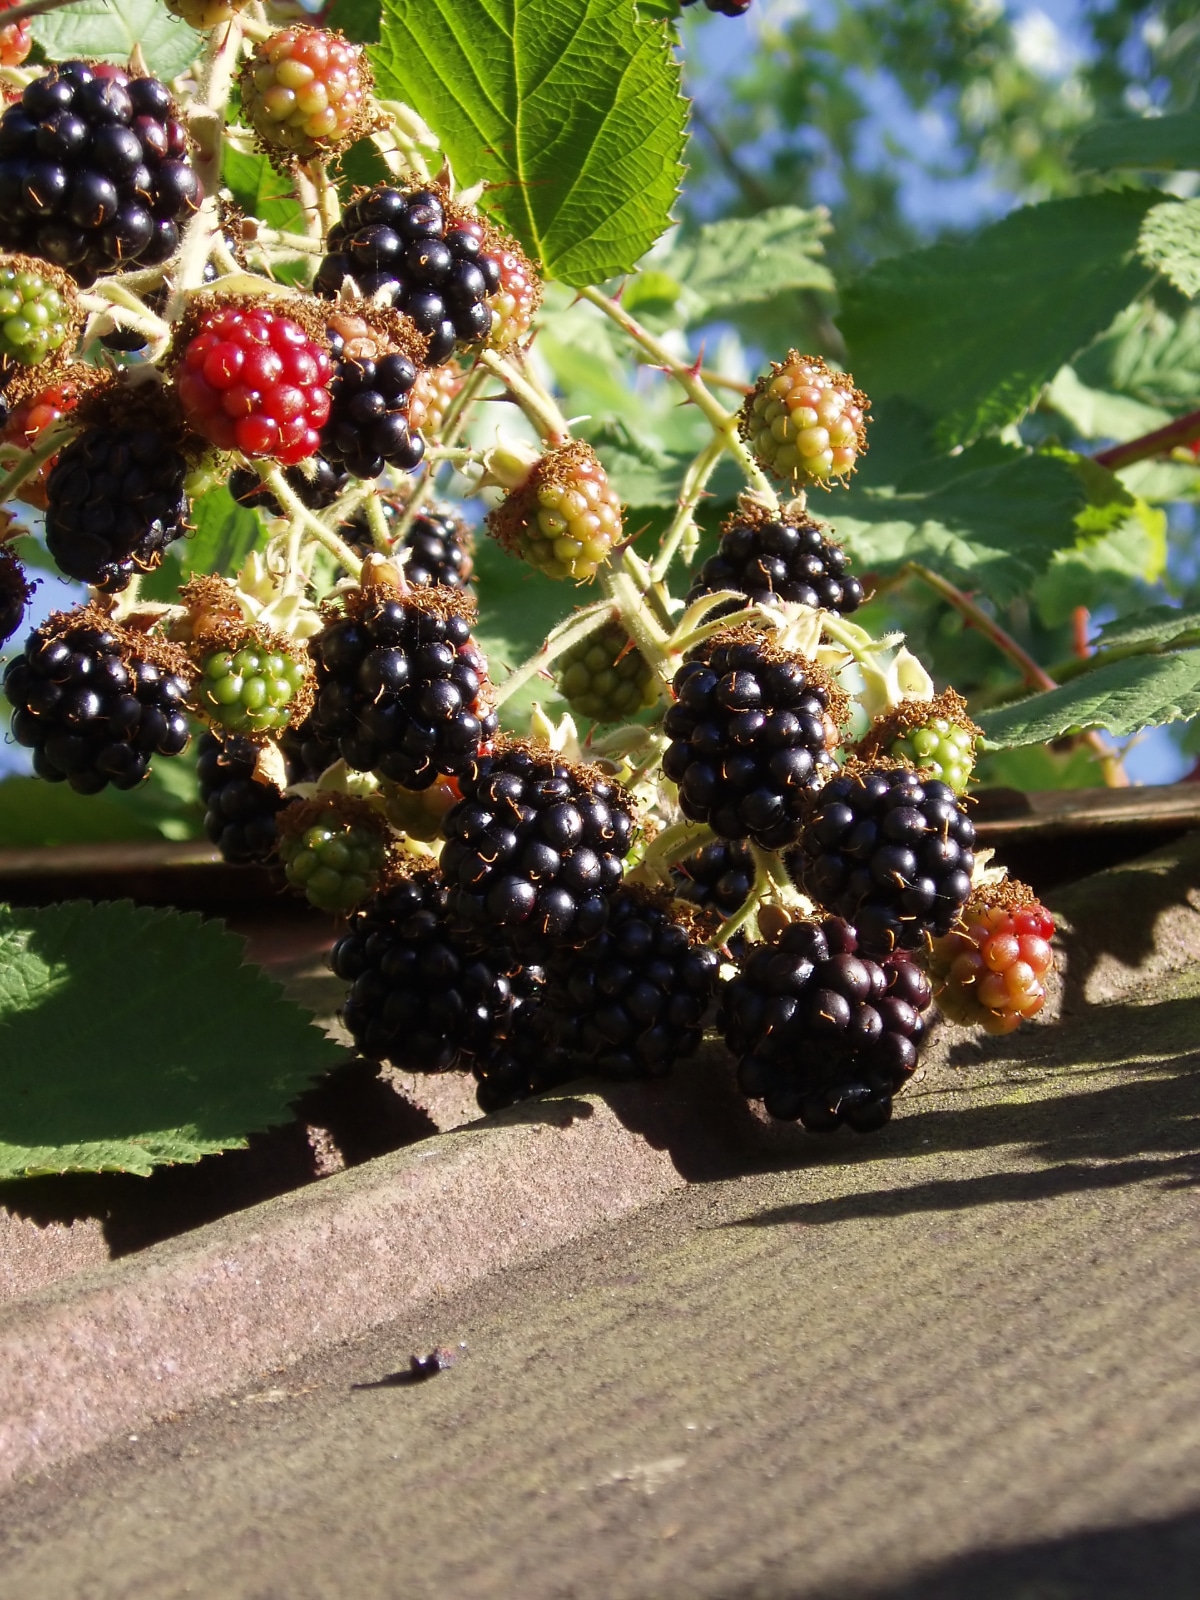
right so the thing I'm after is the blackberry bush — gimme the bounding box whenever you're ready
[315,184,503,362]
[794,763,976,956]
[238,27,373,163]
[555,620,658,724]
[4,606,192,792]
[722,917,933,1131]
[739,353,868,486]
[439,739,636,950]
[686,502,864,617]
[0,61,200,282]
[930,882,1056,1035]
[662,628,846,849]
[307,579,497,788]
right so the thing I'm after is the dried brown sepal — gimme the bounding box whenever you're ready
[490,732,638,809]
[485,440,614,555]
[38,601,196,685]
[959,875,1041,925]
[718,494,831,545]
[0,358,105,417]
[853,689,981,767]
[333,578,478,630]
[275,789,394,851]
[687,621,851,735]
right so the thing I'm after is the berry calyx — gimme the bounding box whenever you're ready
[175,301,332,464]
[196,639,311,735]
[239,27,372,163]
[722,916,933,1131]
[3,604,193,793]
[686,500,864,617]
[439,737,637,951]
[929,881,1055,1035]
[307,579,497,788]
[197,731,288,865]
[855,690,981,797]
[278,796,390,915]
[487,440,622,582]
[739,352,868,486]
[794,761,976,955]
[662,627,847,850]
[0,62,201,284]
[0,546,32,646]
[555,620,658,724]
[0,0,33,67]
[0,256,80,367]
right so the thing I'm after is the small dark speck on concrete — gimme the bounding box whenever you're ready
[351,1349,459,1390]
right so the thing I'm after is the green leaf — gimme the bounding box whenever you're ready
[1032,510,1166,628]
[326,0,380,43]
[370,0,687,285]
[977,648,1200,749]
[183,483,266,579]
[222,146,306,236]
[1073,112,1200,173]
[0,764,201,847]
[839,192,1160,448]
[1042,365,1171,442]
[832,449,1129,604]
[1093,603,1200,653]
[472,535,572,728]
[655,206,833,324]
[1140,199,1200,299]
[33,0,201,81]
[0,902,342,1178]
[1076,302,1200,413]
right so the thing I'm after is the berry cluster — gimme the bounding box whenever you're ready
[0,62,200,283]
[722,917,932,1132]
[687,506,864,617]
[315,186,501,364]
[239,27,370,162]
[0,259,76,366]
[930,888,1055,1035]
[672,837,755,920]
[0,547,31,646]
[740,353,867,485]
[176,303,332,463]
[663,631,843,850]
[795,765,975,956]
[4,612,191,792]
[44,423,188,591]
[440,741,635,950]
[196,640,309,736]
[308,585,496,788]
[279,808,388,914]
[556,621,658,724]
[321,332,422,479]
[198,732,287,865]
[488,441,622,583]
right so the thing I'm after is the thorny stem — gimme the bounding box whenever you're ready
[363,490,393,555]
[168,22,244,319]
[258,464,364,580]
[1093,407,1200,472]
[908,561,1129,787]
[477,348,569,444]
[708,844,779,950]
[602,564,673,684]
[576,285,777,503]
[490,599,613,709]
[650,430,727,584]
[393,363,490,544]
[305,161,343,240]
[628,817,716,886]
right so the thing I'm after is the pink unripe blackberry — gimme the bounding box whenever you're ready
[483,238,541,350]
[487,441,623,582]
[740,352,868,486]
[239,27,372,163]
[0,1,32,70]
[407,360,465,443]
[930,882,1056,1035]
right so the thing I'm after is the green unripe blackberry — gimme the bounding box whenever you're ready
[279,811,388,914]
[739,352,868,486]
[0,260,75,365]
[488,441,621,583]
[197,644,309,735]
[556,622,658,724]
[893,719,977,794]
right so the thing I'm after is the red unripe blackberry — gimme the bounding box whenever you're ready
[239,27,372,163]
[0,62,201,284]
[721,916,933,1132]
[308,581,497,789]
[4,606,192,793]
[230,457,348,517]
[487,440,623,582]
[0,0,33,67]
[555,621,658,724]
[740,352,867,486]
[483,239,541,350]
[315,185,503,364]
[175,302,332,464]
[2,376,84,509]
[321,321,423,479]
[331,868,536,1072]
[407,360,465,442]
[0,547,32,646]
[662,627,846,850]
[686,503,863,618]
[930,882,1055,1035]
[672,837,755,919]
[439,739,637,953]
[197,731,287,865]
[795,764,976,956]
[44,423,188,591]
[537,888,721,1080]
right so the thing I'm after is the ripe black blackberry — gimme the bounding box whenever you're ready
[471,982,577,1113]
[331,868,535,1072]
[661,628,846,850]
[320,326,423,480]
[671,837,755,919]
[229,457,348,517]
[0,547,31,646]
[537,888,721,1080]
[343,499,475,592]
[721,916,933,1132]
[196,731,289,865]
[44,423,188,590]
[439,739,636,951]
[686,505,863,618]
[307,581,497,789]
[794,763,976,956]
[0,61,201,284]
[315,185,501,364]
[4,607,191,792]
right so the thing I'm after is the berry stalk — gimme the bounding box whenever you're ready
[257,463,365,580]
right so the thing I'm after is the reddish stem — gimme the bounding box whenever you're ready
[1093,407,1200,472]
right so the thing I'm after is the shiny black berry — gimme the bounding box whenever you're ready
[471,978,576,1113]
[3,612,191,793]
[197,731,287,865]
[440,742,636,953]
[794,765,976,955]
[686,508,863,618]
[44,424,188,591]
[315,186,501,363]
[721,916,932,1132]
[321,331,423,480]
[661,633,842,850]
[672,837,756,919]
[342,499,475,592]
[229,457,348,517]
[307,587,497,789]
